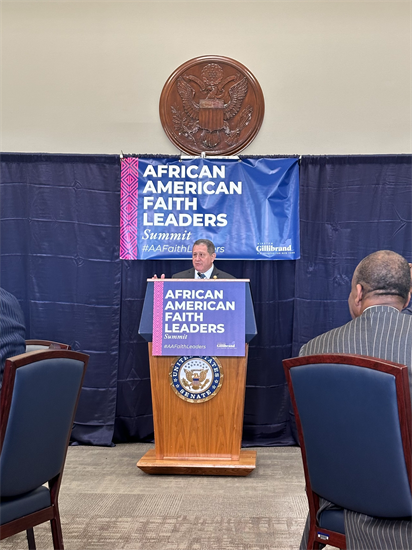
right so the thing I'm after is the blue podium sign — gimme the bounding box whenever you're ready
[152,280,245,357]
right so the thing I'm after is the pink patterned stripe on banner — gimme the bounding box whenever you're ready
[152,281,164,355]
[120,157,139,259]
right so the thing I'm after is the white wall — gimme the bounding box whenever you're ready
[1,0,410,155]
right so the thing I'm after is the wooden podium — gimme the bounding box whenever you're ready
[137,280,257,476]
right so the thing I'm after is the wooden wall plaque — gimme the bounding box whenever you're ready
[159,56,265,156]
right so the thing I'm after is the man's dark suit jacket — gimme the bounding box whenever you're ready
[172,266,235,279]
[0,287,26,388]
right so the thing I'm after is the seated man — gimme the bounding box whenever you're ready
[0,287,26,389]
[173,239,235,280]
[299,250,412,550]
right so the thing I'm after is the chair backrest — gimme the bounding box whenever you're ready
[0,349,88,497]
[283,354,412,518]
[25,339,71,352]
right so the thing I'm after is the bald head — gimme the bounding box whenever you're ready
[348,250,411,318]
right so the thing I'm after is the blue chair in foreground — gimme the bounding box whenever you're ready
[25,340,71,352]
[283,353,412,550]
[0,349,89,549]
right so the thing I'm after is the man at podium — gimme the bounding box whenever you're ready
[172,239,235,280]
[138,240,257,476]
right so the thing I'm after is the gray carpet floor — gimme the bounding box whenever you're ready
[1,443,331,550]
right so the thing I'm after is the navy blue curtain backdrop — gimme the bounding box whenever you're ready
[0,153,121,446]
[1,153,411,447]
[293,155,412,356]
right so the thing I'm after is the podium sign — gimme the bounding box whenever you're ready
[152,280,245,357]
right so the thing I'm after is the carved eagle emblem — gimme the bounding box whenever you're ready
[172,63,253,150]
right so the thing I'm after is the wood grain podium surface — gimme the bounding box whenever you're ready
[137,344,256,476]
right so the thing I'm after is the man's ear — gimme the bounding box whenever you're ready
[404,290,412,309]
[355,284,364,305]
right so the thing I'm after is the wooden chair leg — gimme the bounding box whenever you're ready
[50,514,64,550]
[26,528,36,550]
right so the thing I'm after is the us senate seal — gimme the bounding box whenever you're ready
[170,356,223,403]
[159,55,265,156]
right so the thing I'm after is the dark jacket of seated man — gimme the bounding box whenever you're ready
[0,287,26,389]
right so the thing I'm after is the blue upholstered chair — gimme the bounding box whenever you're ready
[0,349,89,549]
[283,354,412,550]
[25,340,71,352]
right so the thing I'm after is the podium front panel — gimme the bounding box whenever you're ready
[148,343,249,460]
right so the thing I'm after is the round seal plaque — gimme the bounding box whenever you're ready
[170,356,223,403]
[159,55,265,156]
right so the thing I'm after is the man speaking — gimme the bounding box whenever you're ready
[172,239,235,280]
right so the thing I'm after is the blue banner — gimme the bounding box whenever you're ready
[120,157,300,260]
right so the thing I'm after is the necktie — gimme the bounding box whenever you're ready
[197,272,206,279]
